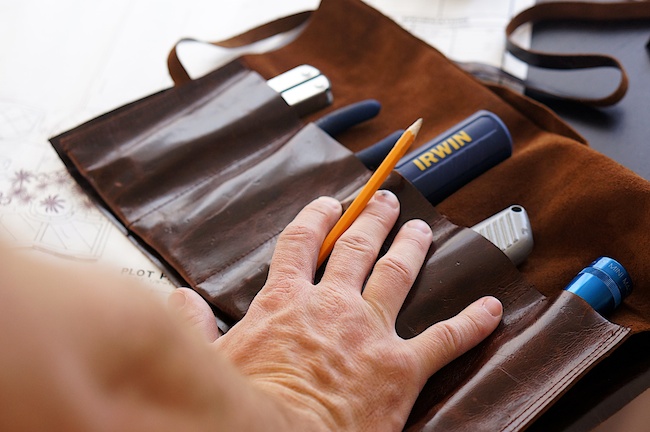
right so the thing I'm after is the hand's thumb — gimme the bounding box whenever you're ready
[168,288,221,342]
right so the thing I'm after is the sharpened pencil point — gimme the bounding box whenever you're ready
[408,118,423,137]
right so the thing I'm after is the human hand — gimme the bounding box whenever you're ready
[207,191,503,431]
[0,190,499,432]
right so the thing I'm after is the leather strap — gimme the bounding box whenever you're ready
[167,11,312,85]
[169,2,650,106]
[504,1,650,106]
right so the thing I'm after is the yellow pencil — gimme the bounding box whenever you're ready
[317,118,423,267]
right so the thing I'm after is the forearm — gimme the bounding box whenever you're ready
[0,247,316,432]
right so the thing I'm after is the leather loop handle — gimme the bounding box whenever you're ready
[167,11,313,85]
[506,1,650,107]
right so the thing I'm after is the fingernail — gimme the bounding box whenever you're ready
[169,290,187,310]
[317,196,341,210]
[405,219,431,235]
[482,296,503,317]
[374,190,399,208]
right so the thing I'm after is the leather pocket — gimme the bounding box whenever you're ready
[404,289,629,431]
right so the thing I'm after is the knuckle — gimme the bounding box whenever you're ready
[335,231,377,259]
[254,277,297,312]
[268,258,310,290]
[433,322,465,355]
[367,204,398,223]
[464,311,490,338]
[184,309,208,329]
[461,313,486,338]
[279,222,318,245]
[431,313,486,360]
[362,296,392,328]
[375,254,414,286]
[404,232,432,251]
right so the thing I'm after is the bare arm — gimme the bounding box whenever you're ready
[0,191,502,431]
[0,247,292,431]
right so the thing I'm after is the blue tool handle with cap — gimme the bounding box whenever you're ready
[564,257,633,316]
[396,110,512,205]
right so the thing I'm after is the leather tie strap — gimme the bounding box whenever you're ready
[167,11,312,85]
[504,1,650,106]
[167,2,650,106]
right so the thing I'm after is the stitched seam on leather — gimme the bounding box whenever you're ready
[510,326,628,430]
[503,326,629,432]
[199,231,282,287]
[197,171,372,283]
[127,128,296,227]
[93,65,249,172]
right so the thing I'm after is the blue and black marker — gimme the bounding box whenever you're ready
[395,110,512,205]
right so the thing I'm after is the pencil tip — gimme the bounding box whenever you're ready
[408,118,423,137]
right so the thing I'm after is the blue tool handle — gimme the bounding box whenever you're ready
[396,110,512,205]
[315,99,381,137]
[355,129,404,170]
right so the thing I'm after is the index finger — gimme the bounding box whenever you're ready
[268,196,342,283]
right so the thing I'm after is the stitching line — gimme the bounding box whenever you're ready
[503,325,629,431]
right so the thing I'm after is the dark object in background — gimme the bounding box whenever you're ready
[527,13,650,181]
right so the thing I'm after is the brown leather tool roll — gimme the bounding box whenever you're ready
[51,0,650,430]
[234,0,650,331]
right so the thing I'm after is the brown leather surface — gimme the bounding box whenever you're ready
[241,0,650,335]
[49,0,650,430]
